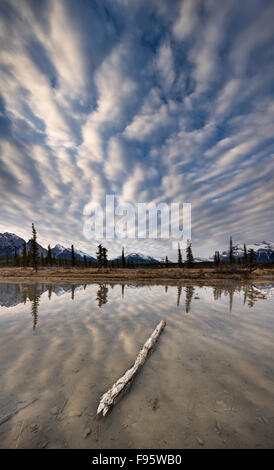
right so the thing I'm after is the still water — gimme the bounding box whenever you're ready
[0,282,273,449]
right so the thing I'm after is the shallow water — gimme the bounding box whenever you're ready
[0,282,273,449]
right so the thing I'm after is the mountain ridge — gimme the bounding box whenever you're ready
[0,232,273,263]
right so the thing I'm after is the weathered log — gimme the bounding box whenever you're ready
[97,320,166,416]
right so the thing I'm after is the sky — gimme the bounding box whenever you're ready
[0,0,273,260]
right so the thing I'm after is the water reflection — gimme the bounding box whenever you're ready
[96,284,108,307]
[0,282,272,312]
[177,286,182,307]
[0,282,272,325]
[28,285,40,331]
[0,281,273,449]
[185,286,195,314]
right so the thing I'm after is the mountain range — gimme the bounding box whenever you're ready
[0,232,273,263]
[216,241,274,263]
[0,232,96,261]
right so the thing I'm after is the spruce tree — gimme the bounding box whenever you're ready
[14,246,19,266]
[121,247,125,268]
[31,223,39,272]
[96,244,103,268]
[71,244,76,267]
[102,247,108,267]
[248,248,256,266]
[165,256,169,267]
[22,241,27,267]
[243,243,248,265]
[46,245,52,266]
[186,242,194,267]
[5,251,9,266]
[229,236,235,264]
[84,255,87,268]
[214,251,220,266]
[178,243,183,268]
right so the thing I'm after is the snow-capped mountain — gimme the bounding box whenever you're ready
[52,245,96,261]
[51,244,67,257]
[0,232,95,261]
[0,232,25,257]
[217,241,274,263]
[113,252,160,264]
[0,232,47,257]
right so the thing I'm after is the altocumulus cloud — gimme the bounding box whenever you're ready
[0,0,273,259]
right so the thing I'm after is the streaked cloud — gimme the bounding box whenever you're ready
[0,0,273,259]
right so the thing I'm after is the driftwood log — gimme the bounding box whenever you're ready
[97,320,166,416]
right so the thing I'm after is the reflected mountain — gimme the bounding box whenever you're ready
[0,282,272,314]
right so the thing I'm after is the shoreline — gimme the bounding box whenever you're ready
[0,267,273,285]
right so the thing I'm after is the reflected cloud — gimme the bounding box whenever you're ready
[0,282,272,313]
[0,280,273,449]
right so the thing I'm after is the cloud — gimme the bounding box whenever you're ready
[0,0,273,259]
[173,0,200,40]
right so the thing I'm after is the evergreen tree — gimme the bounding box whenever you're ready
[71,244,76,267]
[5,251,9,266]
[186,241,194,267]
[22,241,27,267]
[178,243,183,268]
[40,252,44,267]
[96,244,103,268]
[214,251,220,266]
[248,248,256,266]
[30,223,39,272]
[243,243,248,265]
[14,246,19,266]
[27,249,31,266]
[102,247,108,267]
[165,256,169,267]
[229,236,235,264]
[83,255,87,267]
[46,245,52,266]
[121,247,125,268]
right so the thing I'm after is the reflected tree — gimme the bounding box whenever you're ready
[229,288,234,313]
[28,285,41,330]
[213,286,222,301]
[96,284,108,307]
[71,284,75,300]
[47,284,52,300]
[177,286,182,307]
[185,286,195,314]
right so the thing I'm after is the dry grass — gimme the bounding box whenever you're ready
[0,266,273,284]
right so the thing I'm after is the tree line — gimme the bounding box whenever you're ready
[1,225,260,270]
[213,236,257,268]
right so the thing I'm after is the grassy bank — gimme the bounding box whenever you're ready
[0,266,273,284]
